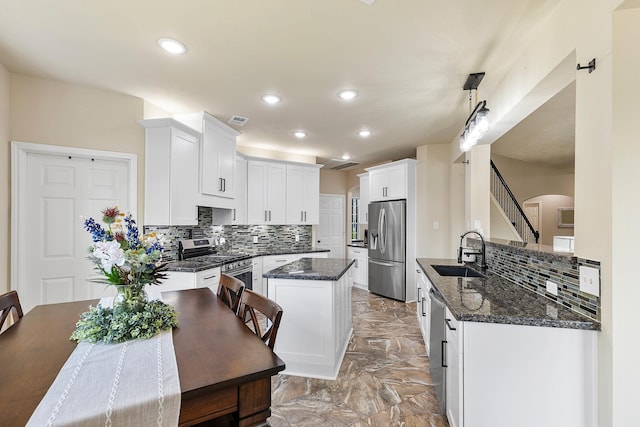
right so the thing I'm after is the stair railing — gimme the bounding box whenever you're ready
[490,160,540,243]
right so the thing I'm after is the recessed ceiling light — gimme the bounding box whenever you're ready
[157,38,187,55]
[338,89,358,101]
[294,131,307,139]
[342,154,351,160]
[358,129,372,138]
[261,94,281,104]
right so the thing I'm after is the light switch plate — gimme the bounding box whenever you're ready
[295,234,300,242]
[253,236,258,244]
[579,265,600,297]
[545,280,558,296]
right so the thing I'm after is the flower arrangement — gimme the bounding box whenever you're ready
[70,207,178,343]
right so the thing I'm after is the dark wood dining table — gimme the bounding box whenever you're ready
[0,287,286,427]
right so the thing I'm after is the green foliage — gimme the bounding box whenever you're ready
[70,300,179,344]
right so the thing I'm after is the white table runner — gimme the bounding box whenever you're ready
[27,294,181,427]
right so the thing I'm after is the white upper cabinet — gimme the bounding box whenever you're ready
[367,159,414,202]
[232,155,247,224]
[247,160,286,224]
[358,173,369,224]
[139,118,199,226]
[175,112,239,209]
[286,164,321,224]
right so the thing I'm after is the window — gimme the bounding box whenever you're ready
[351,197,360,241]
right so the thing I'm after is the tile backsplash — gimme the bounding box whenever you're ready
[469,238,601,322]
[144,206,313,260]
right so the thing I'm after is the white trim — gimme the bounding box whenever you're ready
[10,141,138,297]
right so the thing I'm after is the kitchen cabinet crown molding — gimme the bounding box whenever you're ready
[364,158,417,172]
[173,111,240,136]
[137,118,201,136]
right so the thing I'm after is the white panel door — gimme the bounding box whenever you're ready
[317,194,345,258]
[23,152,130,311]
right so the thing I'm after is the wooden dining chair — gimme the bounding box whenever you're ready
[0,290,24,332]
[217,274,246,314]
[237,289,283,350]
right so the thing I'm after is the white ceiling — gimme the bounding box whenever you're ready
[0,0,562,168]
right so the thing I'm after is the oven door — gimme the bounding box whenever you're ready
[227,269,253,291]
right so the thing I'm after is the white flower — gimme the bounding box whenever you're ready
[93,240,125,271]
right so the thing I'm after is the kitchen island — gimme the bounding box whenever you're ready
[264,257,354,380]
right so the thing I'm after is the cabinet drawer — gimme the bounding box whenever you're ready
[196,267,221,288]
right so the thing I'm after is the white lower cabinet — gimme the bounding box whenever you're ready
[347,246,368,289]
[443,317,597,427]
[415,263,431,354]
[160,267,221,292]
[445,308,462,427]
[251,256,264,296]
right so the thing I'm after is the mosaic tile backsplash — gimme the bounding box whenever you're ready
[468,238,601,321]
[144,206,313,260]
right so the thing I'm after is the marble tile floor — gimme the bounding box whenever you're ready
[268,287,449,427]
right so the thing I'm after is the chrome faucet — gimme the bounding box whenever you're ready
[457,231,488,270]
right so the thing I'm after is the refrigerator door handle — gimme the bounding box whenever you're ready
[369,259,397,268]
[379,207,386,254]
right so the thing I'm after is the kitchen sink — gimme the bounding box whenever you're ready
[431,264,485,278]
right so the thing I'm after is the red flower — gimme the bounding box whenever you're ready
[114,232,126,242]
[102,207,120,224]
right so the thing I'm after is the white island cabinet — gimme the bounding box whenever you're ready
[265,258,353,380]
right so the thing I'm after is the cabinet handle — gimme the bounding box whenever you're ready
[445,318,457,331]
[233,209,236,221]
[301,211,304,222]
[203,274,218,280]
[442,340,448,368]
[305,211,307,221]
[223,178,226,192]
[365,212,368,222]
[269,210,271,221]
[354,259,358,268]
[421,297,426,317]
[219,178,224,192]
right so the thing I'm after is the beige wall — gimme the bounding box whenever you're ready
[3,73,145,294]
[9,74,145,216]
[523,194,574,246]
[416,144,454,258]
[491,154,574,202]
[319,168,347,195]
[237,145,316,164]
[0,64,9,293]
[612,5,640,423]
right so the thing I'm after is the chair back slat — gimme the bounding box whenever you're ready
[238,289,283,350]
[0,291,24,332]
[217,274,246,314]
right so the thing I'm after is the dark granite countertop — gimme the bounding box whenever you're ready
[263,258,355,281]
[417,258,600,331]
[166,247,330,272]
[347,242,367,248]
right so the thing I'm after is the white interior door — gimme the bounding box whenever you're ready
[317,194,345,258]
[524,202,541,240]
[12,142,136,312]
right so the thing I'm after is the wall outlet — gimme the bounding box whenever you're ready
[579,265,600,297]
[545,280,558,296]
[253,236,258,244]
[219,237,225,245]
[295,234,300,242]
[433,221,439,230]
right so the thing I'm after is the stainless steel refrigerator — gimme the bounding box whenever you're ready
[368,200,406,301]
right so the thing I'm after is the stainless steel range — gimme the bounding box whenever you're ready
[178,238,253,289]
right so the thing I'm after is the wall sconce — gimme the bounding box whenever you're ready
[459,72,490,152]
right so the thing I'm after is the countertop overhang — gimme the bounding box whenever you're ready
[263,258,355,281]
[417,258,600,331]
[166,248,330,272]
